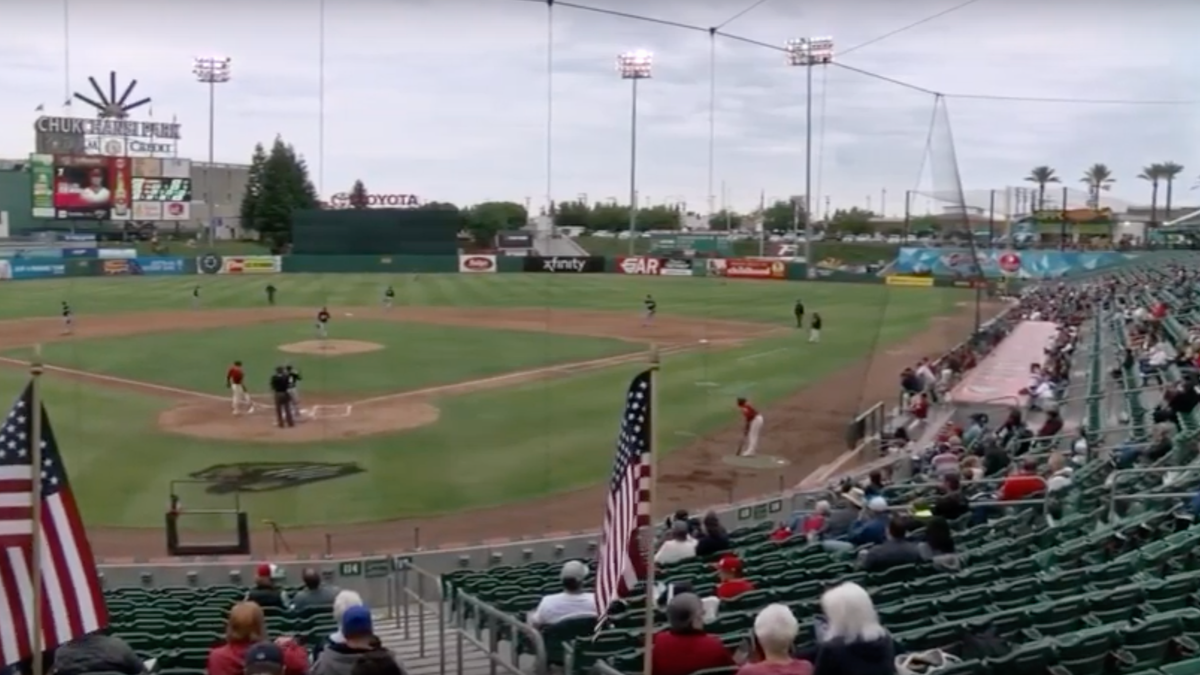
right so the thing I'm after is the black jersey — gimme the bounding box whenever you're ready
[61,303,71,317]
[794,301,805,315]
[385,287,395,298]
[317,310,330,324]
[193,286,200,297]
[644,298,657,312]
[812,315,822,330]
[286,370,302,388]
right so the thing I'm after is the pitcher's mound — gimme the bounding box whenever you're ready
[279,340,383,356]
[158,398,438,443]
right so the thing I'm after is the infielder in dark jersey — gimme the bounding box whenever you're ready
[643,294,657,327]
[384,285,396,309]
[61,301,73,335]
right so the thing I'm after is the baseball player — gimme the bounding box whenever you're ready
[61,301,73,336]
[793,298,805,328]
[643,294,657,327]
[316,306,331,340]
[227,360,254,415]
[191,285,201,310]
[265,283,277,306]
[383,285,396,309]
[285,364,303,418]
[809,312,823,343]
[736,397,764,457]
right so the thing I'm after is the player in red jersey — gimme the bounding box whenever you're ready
[736,397,764,457]
[226,360,254,415]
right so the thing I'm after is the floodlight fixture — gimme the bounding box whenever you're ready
[193,56,233,83]
[617,50,653,79]
[785,37,834,67]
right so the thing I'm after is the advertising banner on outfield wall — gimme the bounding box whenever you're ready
[707,258,786,280]
[616,257,694,277]
[11,262,67,279]
[62,247,98,259]
[522,256,606,273]
[97,248,138,260]
[458,254,497,273]
[101,257,188,276]
[885,275,934,287]
[198,254,282,274]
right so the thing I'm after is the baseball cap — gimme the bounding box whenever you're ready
[243,642,283,675]
[256,563,278,579]
[561,560,588,581]
[715,555,743,574]
[867,497,889,513]
[341,604,374,638]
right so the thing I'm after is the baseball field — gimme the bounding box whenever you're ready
[0,273,990,558]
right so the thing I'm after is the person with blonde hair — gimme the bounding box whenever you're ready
[205,602,309,675]
[329,590,365,645]
[738,604,813,675]
[813,583,893,675]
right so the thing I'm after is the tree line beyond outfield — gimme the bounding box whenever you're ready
[236,136,931,251]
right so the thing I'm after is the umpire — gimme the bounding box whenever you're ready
[270,366,295,428]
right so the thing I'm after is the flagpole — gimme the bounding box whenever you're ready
[30,345,46,675]
[641,345,660,675]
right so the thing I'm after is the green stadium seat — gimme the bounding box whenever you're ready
[1121,614,1200,670]
[1163,656,1200,675]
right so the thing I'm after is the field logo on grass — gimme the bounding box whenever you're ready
[458,254,497,273]
[190,461,364,494]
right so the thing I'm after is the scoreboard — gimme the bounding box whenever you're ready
[31,154,192,222]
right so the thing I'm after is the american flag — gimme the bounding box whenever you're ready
[594,369,653,619]
[0,383,108,669]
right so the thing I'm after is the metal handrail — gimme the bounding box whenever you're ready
[453,589,550,675]
[396,560,447,675]
[1107,466,1200,515]
[593,660,626,675]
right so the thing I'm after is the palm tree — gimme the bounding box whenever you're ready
[1138,163,1164,224]
[1080,164,1116,208]
[1024,166,1060,211]
[1160,162,1185,222]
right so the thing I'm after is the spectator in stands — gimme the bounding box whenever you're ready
[982,435,1011,477]
[1046,453,1074,493]
[930,443,960,478]
[52,630,144,675]
[291,569,340,612]
[311,606,395,675]
[1141,340,1171,386]
[960,456,985,482]
[655,519,698,565]
[1171,378,1200,415]
[813,582,893,675]
[932,474,969,521]
[864,472,887,499]
[860,518,923,573]
[329,590,364,645]
[245,563,287,608]
[1037,409,1064,442]
[825,497,889,554]
[962,413,987,449]
[999,459,1046,502]
[527,560,596,627]
[800,500,831,540]
[738,604,813,675]
[899,368,923,403]
[206,602,309,675]
[918,516,961,572]
[350,650,406,675]
[915,359,937,395]
[695,512,732,558]
[818,489,864,543]
[908,392,930,421]
[715,555,755,599]
[651,593,734,675]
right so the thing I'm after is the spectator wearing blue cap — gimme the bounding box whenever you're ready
[243,643,285,675]
[310,605,398,675]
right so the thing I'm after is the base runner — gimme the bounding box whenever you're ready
[227,360,254,415]
[736,397,764,457]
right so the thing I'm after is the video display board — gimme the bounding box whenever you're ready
[31,154,191,222]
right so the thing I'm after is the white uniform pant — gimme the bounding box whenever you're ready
[808,328,821,343]
[743,415,764,456]
[231,384,252,412]
[316,322,328,339]
[289,388,300,415]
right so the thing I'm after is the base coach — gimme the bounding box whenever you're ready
[270,366,295,428]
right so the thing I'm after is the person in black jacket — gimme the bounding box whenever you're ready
[814,582,894,675]
[270,367,295,428]
[52,631,145,675]
[794,299,805,328]
[694,512,731,558]
[245,563,288,608]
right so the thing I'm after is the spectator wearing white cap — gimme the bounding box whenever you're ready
[655,519,698,565]
[824,497,890,554]
[528,561,596,628]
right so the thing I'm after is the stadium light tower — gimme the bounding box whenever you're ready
[192,56,232,246]
[786,37,833,278]
[617,50,652,255]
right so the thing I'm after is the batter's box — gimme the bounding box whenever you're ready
[308,404,353,419]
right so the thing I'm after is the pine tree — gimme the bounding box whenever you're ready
[239,142,268,234]
[251,136,320,247]
[349,179,369,209]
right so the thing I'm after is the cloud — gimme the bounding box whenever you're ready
[0,0,1196,215]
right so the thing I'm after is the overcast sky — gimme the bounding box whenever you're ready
[0,0,1197,215]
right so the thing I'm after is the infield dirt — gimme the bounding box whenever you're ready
[0,302,1002,559]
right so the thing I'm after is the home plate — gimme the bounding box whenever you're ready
[723,455,790,469]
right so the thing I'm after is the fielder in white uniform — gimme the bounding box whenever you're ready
[737,397,764,457]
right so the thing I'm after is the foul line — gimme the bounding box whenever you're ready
[0,356,226,402]
[737,347,788,362]
[351,344,694,407]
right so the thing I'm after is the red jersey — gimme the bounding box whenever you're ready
[739,403,759,422]
[227,366,244,386]
[716,578,755,600]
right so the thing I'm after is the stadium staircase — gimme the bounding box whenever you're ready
[533,232,589,256]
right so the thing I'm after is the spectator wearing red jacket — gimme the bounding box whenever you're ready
[715,555,755,600]
[206,602,309,675]
[652,594,734,675]
[999,459,1047,502]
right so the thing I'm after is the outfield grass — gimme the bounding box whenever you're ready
[0,274,966,528]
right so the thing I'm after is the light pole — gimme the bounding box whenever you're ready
[785,37,832,277]
[617,50,652,255]
[192,56,231,247]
